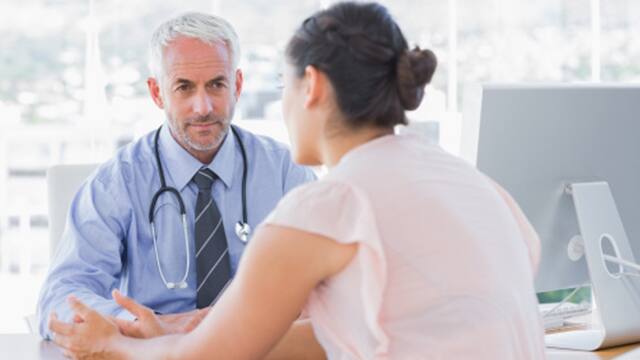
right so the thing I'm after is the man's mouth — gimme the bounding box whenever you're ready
[189,122,219,129]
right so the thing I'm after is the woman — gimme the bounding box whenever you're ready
[49,2,545,359]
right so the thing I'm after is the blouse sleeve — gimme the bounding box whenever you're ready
[262,180,390,356]
[264,180,379,246]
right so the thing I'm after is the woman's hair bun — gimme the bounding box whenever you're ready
[396,47,437,110]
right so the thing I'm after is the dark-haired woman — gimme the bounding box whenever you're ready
[49,2,545,359]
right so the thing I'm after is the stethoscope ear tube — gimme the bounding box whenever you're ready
[149,187,187,222]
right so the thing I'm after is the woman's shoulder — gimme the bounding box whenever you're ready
[263,178,379,244]
[278,178,367,211]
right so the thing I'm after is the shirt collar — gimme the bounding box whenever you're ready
[157,123,236,191]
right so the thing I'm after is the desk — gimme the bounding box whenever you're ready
[547,343,640,359]
[2,333,640,359]
[1,334,64,360]
[543,313,640,359]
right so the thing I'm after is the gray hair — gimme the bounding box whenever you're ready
[148,12,241,80]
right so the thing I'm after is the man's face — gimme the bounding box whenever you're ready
[148,37,243,158]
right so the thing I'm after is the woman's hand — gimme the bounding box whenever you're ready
[155,308,209,334]
[49,296,124,360]
[111,290,208,338]
[109,290,165,339]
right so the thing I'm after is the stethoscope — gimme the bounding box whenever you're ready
[148,124,251,289]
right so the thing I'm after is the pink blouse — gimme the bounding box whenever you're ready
[263,134,545,359]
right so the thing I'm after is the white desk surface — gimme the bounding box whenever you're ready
[3,333,640,359]
[547,343,640,359]
[543,312,640,359]
[1,334,64,360]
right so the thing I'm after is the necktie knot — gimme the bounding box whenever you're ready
[193,168,216,191]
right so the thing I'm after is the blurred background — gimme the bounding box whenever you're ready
[0,0,638,333]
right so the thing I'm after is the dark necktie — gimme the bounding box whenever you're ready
[192,168,232,308]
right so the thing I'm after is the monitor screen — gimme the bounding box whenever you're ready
[464,84,640,293]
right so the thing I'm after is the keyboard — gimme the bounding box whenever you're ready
[539,302,592,330]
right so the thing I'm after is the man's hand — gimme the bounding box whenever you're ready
[49,296,123,359]
[111,290,209,339]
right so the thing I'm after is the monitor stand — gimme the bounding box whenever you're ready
[545,181,640,351]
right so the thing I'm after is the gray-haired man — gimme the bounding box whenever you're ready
[37,12,315,338]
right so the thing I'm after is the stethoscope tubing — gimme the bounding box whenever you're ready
[149,124,250,289]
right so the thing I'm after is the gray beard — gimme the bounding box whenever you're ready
[166,108,235,153]
[182,122,230,152]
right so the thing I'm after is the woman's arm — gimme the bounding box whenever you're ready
[265,319,326,360]
[169,224,356,359]
[51,224,356,359]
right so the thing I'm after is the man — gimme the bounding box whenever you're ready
[36,12,315,338]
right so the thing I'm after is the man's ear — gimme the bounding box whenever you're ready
[234,69,244,100]
[303,65,326,110]
[147,77,164,109]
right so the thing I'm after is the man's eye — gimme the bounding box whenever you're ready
[210,82,226,89]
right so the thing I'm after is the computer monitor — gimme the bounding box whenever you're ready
[462,84,640,293]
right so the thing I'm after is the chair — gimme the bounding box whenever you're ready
[46,164,97,260]
[25,164,97,334]
[24,314,37,334]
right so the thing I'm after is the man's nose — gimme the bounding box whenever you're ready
[192,90,213,116]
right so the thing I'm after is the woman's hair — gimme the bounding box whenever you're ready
[286,2,437,128]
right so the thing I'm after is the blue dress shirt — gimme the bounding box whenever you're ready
[36,124,315,338]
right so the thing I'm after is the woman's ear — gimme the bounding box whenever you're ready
[303,65,326,109]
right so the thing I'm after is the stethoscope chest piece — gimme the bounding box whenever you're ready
[235,221,251,243]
